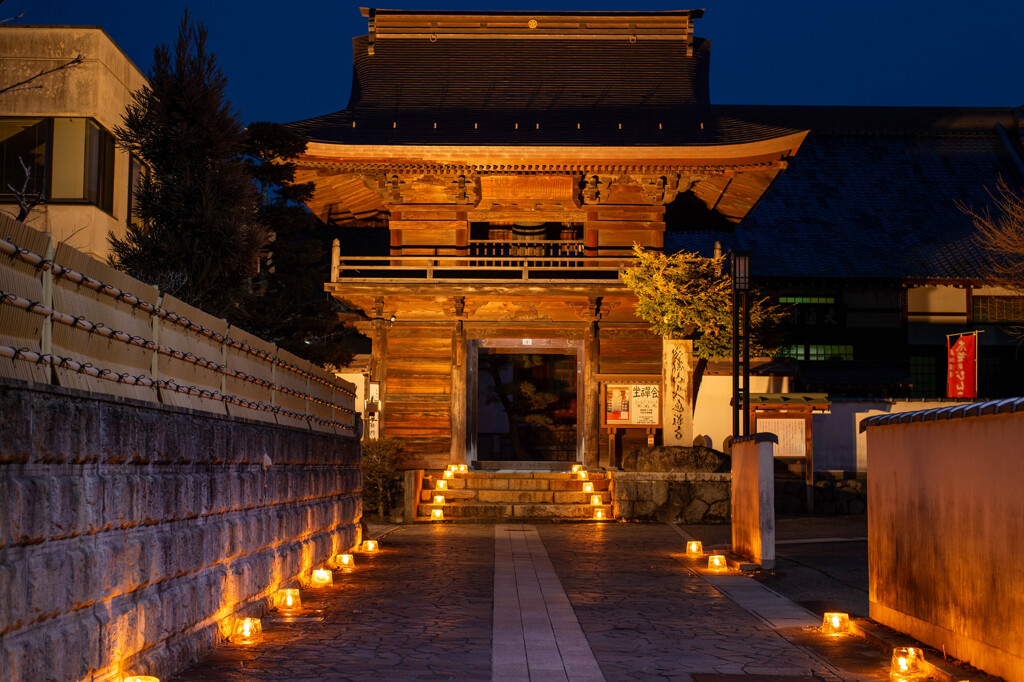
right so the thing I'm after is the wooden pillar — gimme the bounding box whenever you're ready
[450,320,467,464]
[371,308,388,436]
[584,320,601,468]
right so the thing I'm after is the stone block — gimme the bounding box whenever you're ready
[477,489,553,503]
[505,477,552,489]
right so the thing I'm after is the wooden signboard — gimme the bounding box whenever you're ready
[603,382,661,428]
[756,418,806,457]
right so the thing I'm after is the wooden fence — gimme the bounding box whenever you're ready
[0,214,356,433]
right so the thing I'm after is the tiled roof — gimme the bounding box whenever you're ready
[287,36,800,146]
[666,106,1023,281]
[859,397,1024,432]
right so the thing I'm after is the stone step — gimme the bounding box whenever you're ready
[418,501,612,520]
[419,489,476,502]
[427,470,607,481]
[422,474,610,492]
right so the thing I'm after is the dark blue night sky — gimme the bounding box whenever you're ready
[12,1,1024,125]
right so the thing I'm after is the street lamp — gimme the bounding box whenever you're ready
[731,251,752,440]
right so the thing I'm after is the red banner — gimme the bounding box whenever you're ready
[946,334,977,398]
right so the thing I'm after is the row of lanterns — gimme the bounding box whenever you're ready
[433,464,469,520]
[683,539,929,679]
[123,540,382,681]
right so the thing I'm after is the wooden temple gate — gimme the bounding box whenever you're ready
[290,9,807,470]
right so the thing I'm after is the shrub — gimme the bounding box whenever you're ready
[361,438,405,521]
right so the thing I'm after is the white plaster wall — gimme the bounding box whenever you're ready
[692,374,782,451]
[814,400,971,473]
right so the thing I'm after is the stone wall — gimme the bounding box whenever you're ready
[0,379,362,682]
[611,472,731,522]
[864,400,1024,682]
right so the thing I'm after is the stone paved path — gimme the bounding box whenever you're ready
[539,524,842,682]
[170,523,850,682]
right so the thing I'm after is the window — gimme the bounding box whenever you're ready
[0,118,48,201]
[1,117,116,215]
[779,296,835,304]
[974,296,1024,324]
[783,344,854,361]
[909,356,938,398]
[86,121,115,214]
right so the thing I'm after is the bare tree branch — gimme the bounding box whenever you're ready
[5,156,44,222]
[964,177,1024,339]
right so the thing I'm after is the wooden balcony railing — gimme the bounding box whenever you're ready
[330,253,634,283]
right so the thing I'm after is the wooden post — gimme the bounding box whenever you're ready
[466,340,479,463]
[330,238,340,282]
[584,321,600,468]
[371,311,387,436]
[450,320,467,465]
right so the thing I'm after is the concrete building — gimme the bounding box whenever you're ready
[0,26,148,259]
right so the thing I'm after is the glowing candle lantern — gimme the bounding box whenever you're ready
[593,508,605,519]
[446,464,457,472]
[311,568,333,587]
[821,612,850,635]
[577,470,588,481]
[335,554,355,570]
[124,677,160,682]
[571,464,582,473]
[433,494,445,505]
[890,647,924,678]
[232,617,263,644]
[582,482,594,493]
[686,541,703,556]
[436,479,448,491]
[361,539,378,553]
[431,508,444,520]
[590,494,602,506]
[273,588,301,613]
[457,464,468,473]
[443,469,454,479]
[708,554,727,571]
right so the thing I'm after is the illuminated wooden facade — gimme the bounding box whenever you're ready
[290,9,807,468]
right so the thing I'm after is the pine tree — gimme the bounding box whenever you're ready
[242,121,354,369]
[109,11,265,320]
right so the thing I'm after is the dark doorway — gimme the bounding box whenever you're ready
[477,351,577,461]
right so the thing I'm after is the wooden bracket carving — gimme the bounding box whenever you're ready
[445,174,479,205]
[373,296,385,318]
[454,295,466,317]
[581,175,614,205]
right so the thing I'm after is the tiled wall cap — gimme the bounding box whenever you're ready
[731,432,779,445]
[860,397,1024,432]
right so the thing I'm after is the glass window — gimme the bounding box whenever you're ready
[974,296,1024,324]
[909,355,938,398]
[50,117,87,199]
[0,118,48,201]
[86,120,115,214]
[779,296,835,304]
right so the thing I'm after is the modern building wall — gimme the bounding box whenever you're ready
[865,403,1024,682]
[0,26,148,259]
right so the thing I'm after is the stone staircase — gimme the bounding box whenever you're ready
[416,467,613,521]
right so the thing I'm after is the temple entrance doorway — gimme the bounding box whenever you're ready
[469,340,581,464]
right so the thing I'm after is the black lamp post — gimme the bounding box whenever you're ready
[731,251,752,440]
